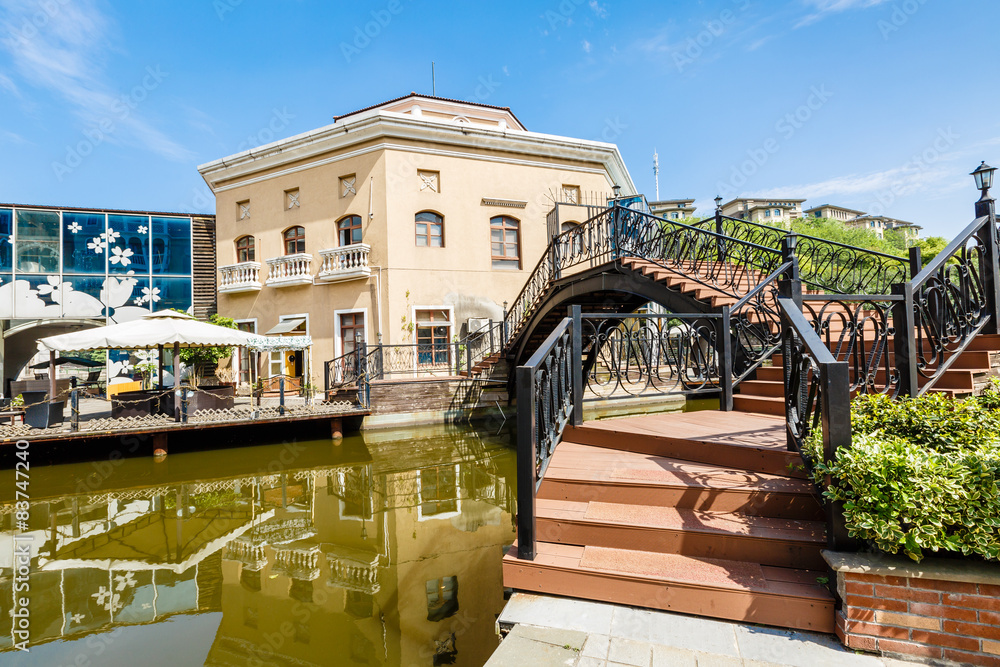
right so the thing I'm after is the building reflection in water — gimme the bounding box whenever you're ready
[0,424,516,666]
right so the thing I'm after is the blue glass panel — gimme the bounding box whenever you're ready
[61,275,106,318]
[151,216,191,275]
[13,275,62,318]
[108,349,134,382]
[62,212,106,274]
[15,209,60,273]
[106,275,151,323]
[0,273,11,318]
[107,214,150,275]
[151,277,192,313]
[0,209,12,272]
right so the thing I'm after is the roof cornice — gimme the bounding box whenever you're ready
[198,111,635,195]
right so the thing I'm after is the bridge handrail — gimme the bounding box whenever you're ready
[515,311,581,560]
[896,213,999,394]
[726,260,794,392]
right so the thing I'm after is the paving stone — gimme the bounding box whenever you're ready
[499,594,616,635]
[582,633,611,660]
[645,610,741,658]
[608,636,653,666]
[692,654,744,667]
[576,658,606,667]
[650,645,698,667]
[484,634,581,667]
[734,624,883,667]
[508,624,587,651]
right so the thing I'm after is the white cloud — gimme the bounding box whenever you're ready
[582,39,592,53]
[0,71,19,97]
[589,1,608,19]
[0,0,193,161]
[796,0,891,28]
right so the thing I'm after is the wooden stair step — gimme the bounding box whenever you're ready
[535,499,827,569]
[541,442,821,520]
[732,394,785,417]
[503,541,835,633]
[562,411,802,479]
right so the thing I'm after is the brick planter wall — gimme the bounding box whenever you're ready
[825,551,1000,666]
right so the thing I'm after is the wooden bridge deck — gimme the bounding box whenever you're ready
[503,408,836,633]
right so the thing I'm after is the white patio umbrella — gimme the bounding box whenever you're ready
[36,311,256,397]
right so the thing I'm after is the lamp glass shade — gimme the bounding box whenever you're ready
[972,162,995,191]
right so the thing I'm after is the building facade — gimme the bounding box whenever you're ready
[721,198,806,225]
[804,204,922,242]
[648,198,697,220]
[199,94,635,388]
[0,204,215,391]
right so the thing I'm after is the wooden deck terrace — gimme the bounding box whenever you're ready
[0,397,368,465]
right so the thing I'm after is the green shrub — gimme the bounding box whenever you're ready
[806,388,1000,562]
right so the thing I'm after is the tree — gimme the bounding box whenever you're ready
[178,313,238,385]
[916,236,949,267]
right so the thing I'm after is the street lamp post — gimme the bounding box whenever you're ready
[972,161,1000,334]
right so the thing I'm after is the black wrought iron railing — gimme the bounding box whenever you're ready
[515,311,582,560]
[714,215,912,295]
[895,210,1000,395]
[323,346,370,408]
[503,204,783,348]
[580,312,726,402]
[777,295,854,549]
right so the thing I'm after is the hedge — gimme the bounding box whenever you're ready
[805,385,1000,562]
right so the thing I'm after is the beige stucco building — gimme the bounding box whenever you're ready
[721,198,806,225]
[198,93,635,388]
[649,198,697,220]
[804,204,922,242]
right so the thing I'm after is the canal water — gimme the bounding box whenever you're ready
[0,423,516,667]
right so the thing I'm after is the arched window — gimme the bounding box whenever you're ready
[490,216,520,269]
[338,215,362,246]
[415,211,444,247]
[236,235,255,262]
[283,226,305,255]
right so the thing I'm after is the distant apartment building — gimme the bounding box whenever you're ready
[804,204,922,242]
[0,203,215,392]
[198,93,635,389]
[720,198,806,225]
[648,199,697,220]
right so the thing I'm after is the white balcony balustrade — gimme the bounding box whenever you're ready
[318,244,371,283]
[265,253,313,287]
[218,261,262,293]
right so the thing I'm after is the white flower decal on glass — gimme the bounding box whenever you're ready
[109,246,134,266]
[113,572,136,592]
[139,286,161,304]
[88,237,107,254]
[103,229,121,243]
[67,222,82,234]
[36,275,62,297]
[134,297,143,306]
[138,225,148,234]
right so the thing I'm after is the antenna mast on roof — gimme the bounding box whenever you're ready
[431,62,436,96]
[653,149,660,201]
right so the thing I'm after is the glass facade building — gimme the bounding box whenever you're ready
[0,206,194,321]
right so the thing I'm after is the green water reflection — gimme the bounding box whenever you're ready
[0,423,516,667]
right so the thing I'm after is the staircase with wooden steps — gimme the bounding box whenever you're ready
[502,411,836,633]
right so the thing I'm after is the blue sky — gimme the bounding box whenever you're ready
[1,0,998,238]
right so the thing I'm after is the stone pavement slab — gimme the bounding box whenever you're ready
[488,593,924,667]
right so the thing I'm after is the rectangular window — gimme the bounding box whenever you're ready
[415,309,450,365]
[425,575,459,622]
[62,212,106,274]
[415,212,443,247]
[339,312,365,356]
[15,209,60,273]
[420,466,458,516]
[151,216,191,275]
[107,214,150,275]
[490,216,520,269]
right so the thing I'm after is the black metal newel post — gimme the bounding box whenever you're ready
[714,195,725,262]
[359,341,369,409]
[907,245,922,280]
[181,388,189,424]
[820,361,855,550]
[466,339,472,378]
[719,306,734,411]
[501,301,509,350]
[278,376,285,416]
[488,319,495,355]
[70,388,79,432]
[516,363,537,560]
[891,282,919,397]
[570,306,583,426]
[974,179,1000,334]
